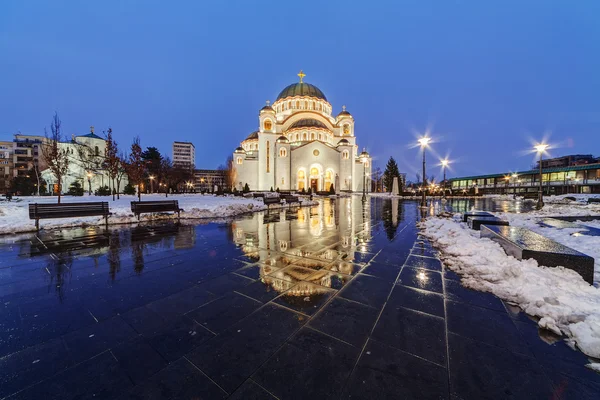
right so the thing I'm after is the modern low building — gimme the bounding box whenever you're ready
[173,141,195,170]
[193,169,226,191]
[0,141,13,193]
[450,161,600,195]
[536,154,598,169]
[232,71,371,192]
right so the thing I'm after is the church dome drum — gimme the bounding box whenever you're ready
[287,119,328,130]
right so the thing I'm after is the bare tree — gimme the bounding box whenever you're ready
[127,136,145,201]
[103,128,120,201]
[159,157,173,197]
[221,155,236,189]
[41,113,70,203]
[115,150,128,199]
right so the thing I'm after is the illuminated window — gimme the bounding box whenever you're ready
[281,177,285,185]
[313,149,320,156]
[310,167,319,176]
[342,150,349,159]
[295,133,299,141]
[297,170,305,191]
[264,119,272,130]
[319,133,322,141]
[311,133,315,140]
[296,101,300,108]
[303,133,307,140]
[305,101,308,109]
[236,157,242,165]
[343,124,350,135]
[279,148,287,157]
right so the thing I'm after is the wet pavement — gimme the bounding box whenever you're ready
[0,197,599,399]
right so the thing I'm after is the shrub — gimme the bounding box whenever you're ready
[270,186,274,192]
[300,187,306,194]
[276,187,280,193]
[307,188,312,195]
[67,181,84,196]
[329,184,335,194]
[243,183,250,193]
[123,183,136,195]
[95,185,111,196]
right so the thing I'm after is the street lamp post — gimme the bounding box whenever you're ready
[359,149,369,202]
[149,175,155,194]
[441,159,449,200]
[511,173,518,198]
[418,137,431,208]
[535,143,549,209]
[86,172,93,195]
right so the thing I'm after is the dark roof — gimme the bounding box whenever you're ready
[276,83,327,101]
[449,163,600,182]
[245,131,259,140]
[261,105,274,112]
[234,147,245,152]
[288,119,328,130]
[276,135,289,142]
[337,139,350,145]
[337,110,351,117]
[78,132,104,140]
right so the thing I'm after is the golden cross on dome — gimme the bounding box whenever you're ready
[266,100,270,106]
[297,70,306,83]
[90,126,94,133]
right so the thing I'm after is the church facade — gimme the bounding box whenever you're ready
[232,71,371,192]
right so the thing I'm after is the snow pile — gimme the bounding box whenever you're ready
[0,194,316,235]
[422,216,600,359]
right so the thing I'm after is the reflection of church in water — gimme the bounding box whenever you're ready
[231,197,396,297]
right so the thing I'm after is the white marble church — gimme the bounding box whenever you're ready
[232,71,371,192]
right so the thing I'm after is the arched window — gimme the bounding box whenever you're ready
[303,133,307,141]
[319,133,322,141]
[295,133,299,141]
[279,148,287,157]
[343,124,350,135]
[264,119,272,130]
[304,101,308,109]
[266,141,270,173]
[236,157,243,165]
[297,170,305,191]
[94,146,99,156]
[311,133,315,140]
[296,101,300,108]
[310,167,319,176]
[342,150,349,159]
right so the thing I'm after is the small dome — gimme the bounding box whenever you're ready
[261,105,274,112]
[288,119,328,130]
[234,147,245,153]
[276,83,327,101]
[337,139,350,146]
[245,131,259,140]
[276,136,289,143]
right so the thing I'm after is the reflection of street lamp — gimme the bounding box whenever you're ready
[359,149,369,202]
[535,143,549,209]
[149,175,155,193]
[504,176,510,194]
[512,173,518,198]
[418,136,431,208]
[440,159,449,199]
[86,172,93,195]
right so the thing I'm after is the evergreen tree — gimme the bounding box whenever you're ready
[67,180,84,196]
[383,157,400,192]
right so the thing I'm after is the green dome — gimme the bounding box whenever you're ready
[276,83,327,101]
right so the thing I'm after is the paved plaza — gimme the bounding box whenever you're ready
[0,198,599,399]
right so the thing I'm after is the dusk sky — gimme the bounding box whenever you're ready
[1,0,599,180]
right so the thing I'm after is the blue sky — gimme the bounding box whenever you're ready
[1,0,599,180]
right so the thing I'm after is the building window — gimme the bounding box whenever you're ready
[313,149,320,156]
[281,177,285,185]
[296,101,300,109]
[264,119,272,130]
[305,101,308,109]
[236,157,242,165]
[279,148,287,157]
[303,133,307,140]
[311,133,315,140]
[343,124,350,135]
[297,170,305,191]
[319,133,322,141]
[310,167,319,176]
[94,146,99,156]
[266,141,270,173]
[342,150,349,159]
[295,133,299,141]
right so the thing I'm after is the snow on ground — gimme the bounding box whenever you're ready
[493,202,600,283]
[0,194,315,235]
[422,215,600,359]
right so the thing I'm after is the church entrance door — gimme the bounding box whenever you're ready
[310,179,318,192]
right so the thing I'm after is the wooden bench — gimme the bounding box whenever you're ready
[130,200,183,220]
[29,202,111,231]
[588,198,600,204]
[521,193,539,200]
[281,195,299,204]
[480,225,594,284]
[262,197,281,207]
